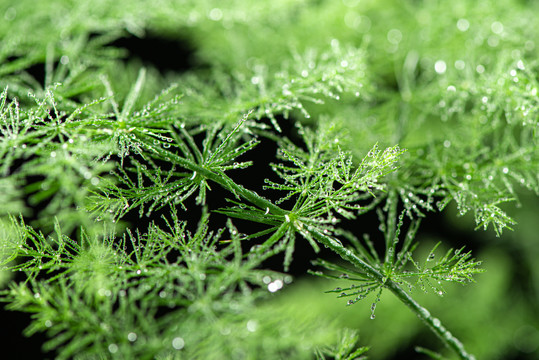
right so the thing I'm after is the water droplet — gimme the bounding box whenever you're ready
[454,60,465,70]
[268,279,283,292]
[127,332,137,342]
[491,21,504,34]
[387,29,402,44]
[457,19,470,32]
[488,36,499,47]
[502,167,509,174]
[246,320,258,332]
[434,60,447,74]
[208,8,222,21]
[172,337,185,350]
[108,344,119,353]
[4,7,16,21]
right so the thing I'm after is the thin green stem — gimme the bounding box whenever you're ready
[309,229,475,359]
[148,140,476,359]
[142,139,286,216]
[385,280,476,360]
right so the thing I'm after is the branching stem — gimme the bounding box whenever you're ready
[159,140,477,359]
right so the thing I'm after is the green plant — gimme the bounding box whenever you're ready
[1,0,538,359]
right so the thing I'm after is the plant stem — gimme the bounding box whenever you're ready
[150,141,476,359]
[384,280,476,360]
[309,229,475,360]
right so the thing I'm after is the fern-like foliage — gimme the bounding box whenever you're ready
[1,1,538,359]
[176,41,369,131]
[2,211,338,359]
[312,194,483,312]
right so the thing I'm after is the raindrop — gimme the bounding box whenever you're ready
[456,19,470,32]
[488,36,499,47]
[4,7,16,21]
[268,279,283,292]
[454,60,465,70]
[208,8,222,21]
[246,320,258,332]
[434,60,447,74]
[491,21,504,34]
[172,337,185,350]
[387,29,403,45]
